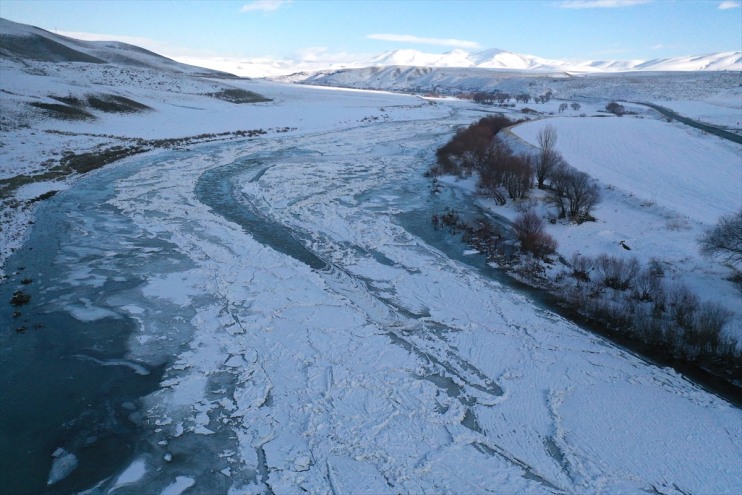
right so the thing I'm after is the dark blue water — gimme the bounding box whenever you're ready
[0,158,173,495]
[196,158,327,271]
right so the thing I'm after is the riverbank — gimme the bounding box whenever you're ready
[426,197,742,406]
[426,112,742,405]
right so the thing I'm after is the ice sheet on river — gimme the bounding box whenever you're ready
[47,92,741,493]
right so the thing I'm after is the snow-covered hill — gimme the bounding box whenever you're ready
[280,64,742,105]
[0,17,236,77]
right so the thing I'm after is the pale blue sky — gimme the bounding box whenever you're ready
[2,0,740,62]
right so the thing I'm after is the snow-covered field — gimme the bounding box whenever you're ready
[657,99,742,130]
[2,23,742,494]
[510,115,742,342]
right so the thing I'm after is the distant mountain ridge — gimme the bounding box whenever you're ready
[206,46,741,78]
[359,48,742,73]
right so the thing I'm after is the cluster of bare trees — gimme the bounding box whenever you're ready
[433,115,519,175]
[546,167,601,222]
[430,115,741,381]
[560,253,739,370]
[478,139,534,204]
[433,118,601,224]
[536,125,600,223]
[470,91,553,106]
[533,91,553,104]
[558,102,582,113]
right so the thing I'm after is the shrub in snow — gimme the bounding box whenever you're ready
[606,101,625,116]
[666,282,700,331]
[632,267,663,302]
[570,252,594,282]
[513,210,557,258]
[594,254,640,291]
[688,302,732,356]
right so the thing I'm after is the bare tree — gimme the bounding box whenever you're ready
[545,163,570,218]
[476,137,510,204]
[501,153,534,200]
[699,210,742,265]
[546,164,600,222]
[563,169,601,221]
[535,124,562,189]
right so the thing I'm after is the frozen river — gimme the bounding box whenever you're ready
[1,88,740,494]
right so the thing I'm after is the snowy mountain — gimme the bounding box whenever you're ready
[355,47,742,73]
[254,47,742,80]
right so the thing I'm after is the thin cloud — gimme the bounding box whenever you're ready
[718,1,740,9]
[58,30,181,55]
[367,33,480,49]
[240,0,290,13]
[560,0,650,8]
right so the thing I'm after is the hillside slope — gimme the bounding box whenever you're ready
[0,17,235,76]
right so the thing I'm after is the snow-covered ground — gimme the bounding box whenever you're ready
[657,99,742,130]
[510,115,742,342]
[2,27,742,493]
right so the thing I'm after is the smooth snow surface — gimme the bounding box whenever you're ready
[512,117,741,225]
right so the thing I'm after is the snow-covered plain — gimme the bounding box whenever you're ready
[2,22,742,495]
